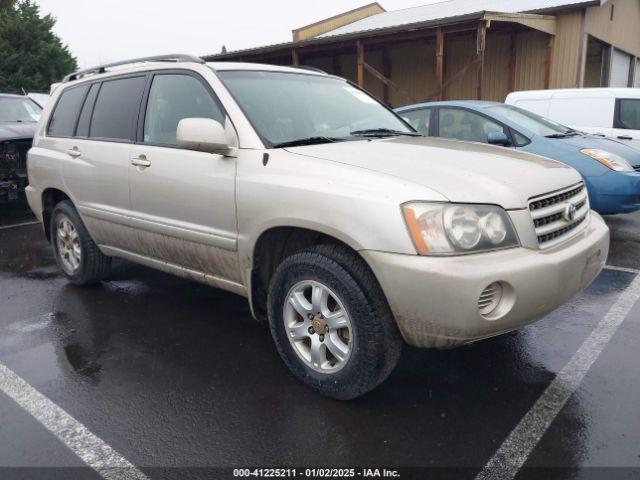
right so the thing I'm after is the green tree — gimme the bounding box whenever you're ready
[0,0,76,92]
[0,0,16,12]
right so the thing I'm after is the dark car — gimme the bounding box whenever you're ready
[0,93,42,203]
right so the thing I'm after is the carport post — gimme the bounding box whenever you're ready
[544,35,555,89]
[436,28,445,101]
[357,40,365,88]
[382,47,392,104]
[508,31,517,92]
[476,22,486,100]
[292,49,300,66]
[332,55,342,76]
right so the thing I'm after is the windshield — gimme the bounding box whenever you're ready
[487,104,573,137]
[217,70,414,147]
[0,97,42,123]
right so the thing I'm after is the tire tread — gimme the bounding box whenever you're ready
[51,200,111,285]
[268,243,402,400]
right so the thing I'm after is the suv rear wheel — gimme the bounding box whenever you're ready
[50,200,111,285]
[267,244,403,400]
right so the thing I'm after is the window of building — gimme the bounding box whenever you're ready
[584,36,610,88]
[611,48,632,88]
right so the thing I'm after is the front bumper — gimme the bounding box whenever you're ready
[362,213,610,348]
[0,179,22,203]
[586,171,640,214]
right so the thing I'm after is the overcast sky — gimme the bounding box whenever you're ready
[35,0,442,69]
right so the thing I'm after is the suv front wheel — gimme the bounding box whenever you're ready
[268,244,403,400]
[50,200,112,285]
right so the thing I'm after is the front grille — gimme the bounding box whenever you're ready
[529,184,584,211]
[529,182,589,248]
[1,139,31,178]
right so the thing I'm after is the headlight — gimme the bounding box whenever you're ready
[580,149,634,172]
[402,203,520,255]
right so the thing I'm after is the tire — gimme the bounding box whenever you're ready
[50,200,111,285]
[267,244,403,400]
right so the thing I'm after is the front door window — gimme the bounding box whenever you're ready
[438,108,504,144]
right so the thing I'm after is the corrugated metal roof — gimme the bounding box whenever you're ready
[318,0,601,38]
[205,0,603,60]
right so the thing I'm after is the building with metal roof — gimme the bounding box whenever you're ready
[205,0,640,107]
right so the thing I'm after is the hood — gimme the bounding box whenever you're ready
[286,136,582,210]
[555,134,640,167]
[0,122,38,141]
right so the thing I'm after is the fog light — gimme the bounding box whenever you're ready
[478,282,503,316]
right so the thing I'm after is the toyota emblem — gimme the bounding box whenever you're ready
[563,203,577,222]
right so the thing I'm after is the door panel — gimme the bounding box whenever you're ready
[66,76,146,248]
[128,72,239,281]
[128,145,238,280]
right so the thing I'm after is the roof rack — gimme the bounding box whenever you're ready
[62,54,206,83]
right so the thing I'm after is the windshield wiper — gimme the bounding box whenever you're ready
[546,130,580,139]
[350,128,421,137]
[272,136,343,148]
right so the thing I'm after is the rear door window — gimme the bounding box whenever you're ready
[48,85,89,137]
[437,108,505,143]
[90,76,146,141]
[143,73,224,146]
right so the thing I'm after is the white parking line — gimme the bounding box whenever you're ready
[0,220,39,230]
[605,265,640,275]
[0,362,148,480]
[476,272,640,480]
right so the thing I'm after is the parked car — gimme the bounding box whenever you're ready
[27,56,609,399]
[505,88,640,150]
[396,101,640,215]
[1,93,42,204]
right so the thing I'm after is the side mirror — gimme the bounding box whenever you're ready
[177,118,232,155]
[487,131,511,146]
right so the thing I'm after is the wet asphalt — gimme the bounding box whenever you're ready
[0,199,639,480]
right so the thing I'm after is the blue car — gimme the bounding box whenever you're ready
[395,101,640,215]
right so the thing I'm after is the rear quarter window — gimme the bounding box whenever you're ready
[48,85,89,137]
[89,76,146,141]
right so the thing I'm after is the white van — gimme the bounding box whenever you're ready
[506,88,640,150]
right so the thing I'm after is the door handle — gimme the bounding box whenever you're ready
[67,148,81,158]
[131,155,151,168]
